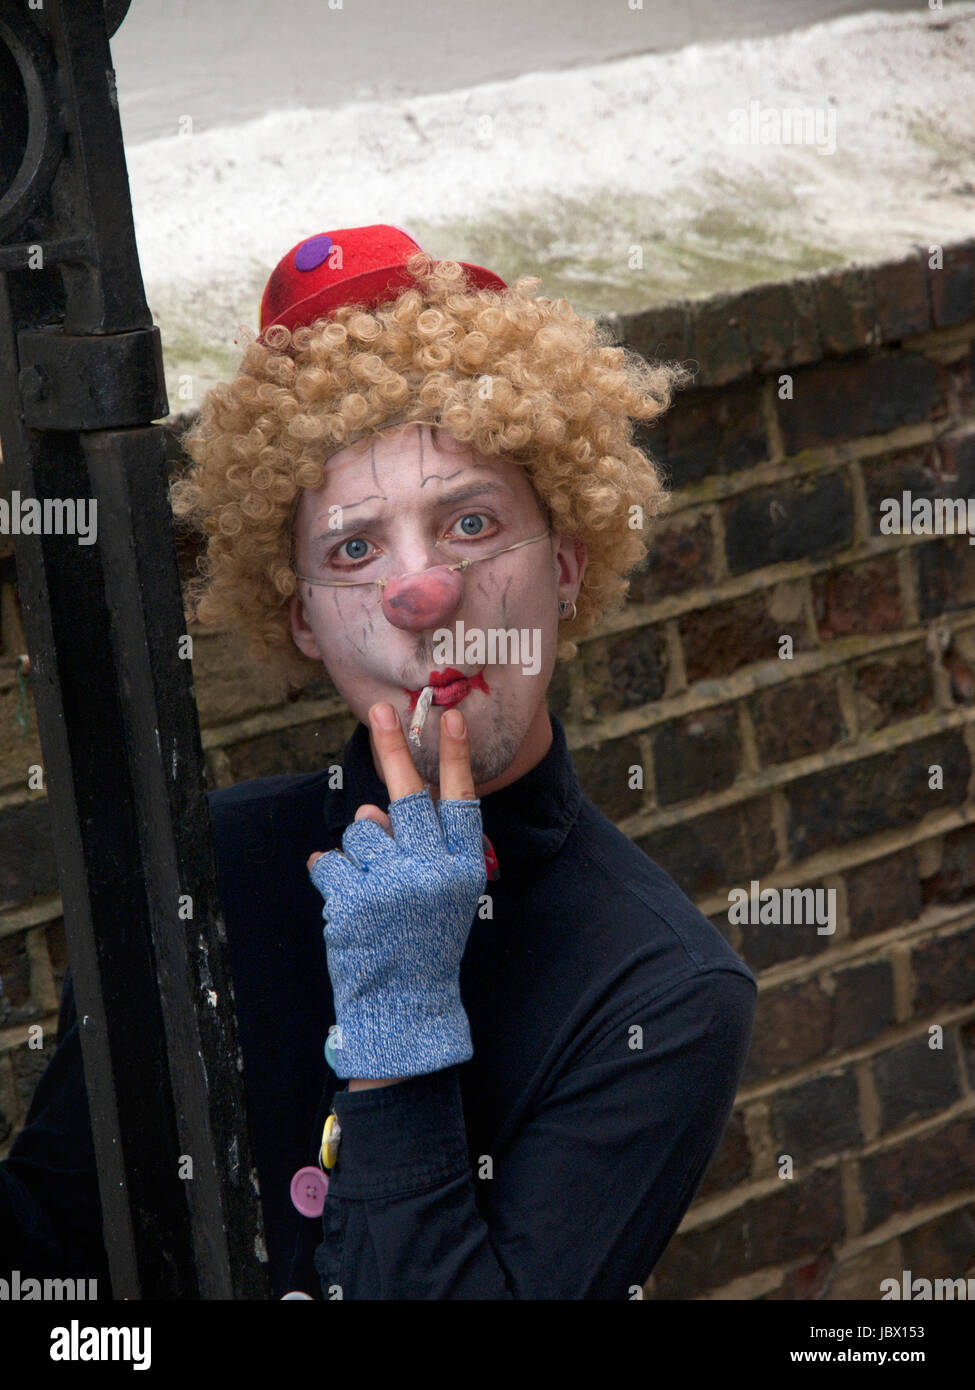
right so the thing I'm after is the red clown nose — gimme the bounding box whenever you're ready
[380,565,464,632]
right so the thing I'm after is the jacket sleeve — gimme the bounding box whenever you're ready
[0,972,110,1288]
[314,966,756,1299]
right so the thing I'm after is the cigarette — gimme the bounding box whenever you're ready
[409,685,435,747]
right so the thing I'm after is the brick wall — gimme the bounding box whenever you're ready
[2,237,974,1298]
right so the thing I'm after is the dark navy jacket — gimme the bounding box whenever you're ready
[0,713,756,1299]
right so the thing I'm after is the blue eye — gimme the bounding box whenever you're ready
[341,538,371,561]
[328,512,495,571]
[454,513,489,537]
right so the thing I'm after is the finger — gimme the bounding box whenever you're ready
[438,706,477,802]
[307,847,358,901]
[306,807,393,873]
[354,804,393,837]
[387,786,446,856]
[369,702,424,802]
[341,816,398,868]
[437,797,485,862]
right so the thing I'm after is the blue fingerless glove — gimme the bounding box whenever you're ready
[309,789,487,1080]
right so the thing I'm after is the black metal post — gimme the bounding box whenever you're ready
[0,0,270,1298]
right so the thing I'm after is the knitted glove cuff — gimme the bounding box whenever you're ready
[329,989,473,1080]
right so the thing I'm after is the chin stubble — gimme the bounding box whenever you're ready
[409,701,524,789]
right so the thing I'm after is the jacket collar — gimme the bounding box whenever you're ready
[323,711,581,871]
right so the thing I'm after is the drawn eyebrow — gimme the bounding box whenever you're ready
[309,479,515,556]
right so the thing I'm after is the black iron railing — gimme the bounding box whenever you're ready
[0,0,269,1298]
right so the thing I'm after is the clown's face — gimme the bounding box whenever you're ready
[289,422,586,796]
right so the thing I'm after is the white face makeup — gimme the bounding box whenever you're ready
[288,422,586,793]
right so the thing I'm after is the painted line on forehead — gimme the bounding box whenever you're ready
[420,468,466,488]
[309,492,385,561]
[311,477,519,552]
[315,490,385,520]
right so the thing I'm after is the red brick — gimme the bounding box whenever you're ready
[780,352,944,455]
[949,340,975,416]
[927,240,975,329]
[735,878,836,971]
[963,1018,975,1091]
[652,707,741,806]
[750,673,846,767]
[910,920,975,1014]
[620,301,691,367]
[760,1254,835,1300]
[769,1068,863,1161]
[650,1166,844,1295]
[579,628,668,717]
[45,918,68,998]
[862,441,953,523]
[812,553,901,639]
[916,534,975,620]
[221,713,359,783]
[573,734,645,822]
[635,795,778,902]
[645,379,768,488]
[742,979,832,1084]
[871,251,933,342]
[694,1108,752,1201]
[0,800,59,912]
[681,591,809,684]
[939,656,975,711]
[831,958,897,1052]
[724,471,853,576]
[814,266,879,355]
[743,278,822,373]
[0,932,31,1014]
[630,514,715,601]
[859,1115,975,1231]
[786,733,969,861]
[745,958,897,1080]
[899,1205,975,1279]
[11,1046,49,1113]
[920,823,975,907]
[872,1034,963,1135]
[938,427,975,490]
[853,648,934,730]
[687,294,754,388]
[845,848,922,940]
[546,656,572,722]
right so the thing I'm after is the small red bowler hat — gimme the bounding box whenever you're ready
[259,224,508,335]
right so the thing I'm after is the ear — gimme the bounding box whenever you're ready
[289,590,323,662]
[553,534,587,606]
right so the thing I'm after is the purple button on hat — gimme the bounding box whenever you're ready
[294,234,334,272]
[290,1165,329,1217]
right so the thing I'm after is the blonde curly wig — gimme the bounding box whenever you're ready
[170,250,691,689]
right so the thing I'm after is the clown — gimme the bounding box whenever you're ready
[173,225,683,791]
[172,221,699,1080]
[6,226,757,1300]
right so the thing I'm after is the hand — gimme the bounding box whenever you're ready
[307,703,485,1081]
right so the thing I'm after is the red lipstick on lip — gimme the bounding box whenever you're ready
[403,668,490,713]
